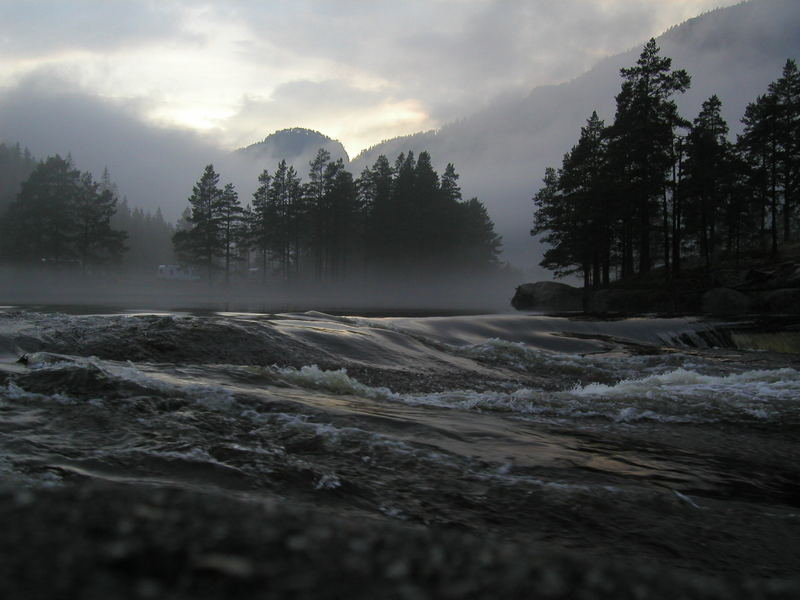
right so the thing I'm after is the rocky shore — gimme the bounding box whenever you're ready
[512,261,800,317]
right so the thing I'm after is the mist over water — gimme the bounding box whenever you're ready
[0,266,520,315]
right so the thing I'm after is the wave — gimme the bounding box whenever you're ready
[271,361,800,425]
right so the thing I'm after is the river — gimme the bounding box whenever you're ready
[1,307,798,598]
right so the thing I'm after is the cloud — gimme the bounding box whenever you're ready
[229,0,742,125]
[0,0,742,154]
[0,71,223,221]
[0,2,189,58]
[220,80,437,155]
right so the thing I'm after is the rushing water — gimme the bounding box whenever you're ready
[1,307,799,598]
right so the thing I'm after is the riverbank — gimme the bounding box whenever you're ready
[513,245,800,317]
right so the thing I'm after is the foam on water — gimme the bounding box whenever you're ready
[274,364,398,400]
[20,351,237,410]
[268,361,800,425]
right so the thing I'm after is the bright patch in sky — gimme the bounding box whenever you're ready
[0,0,742,156]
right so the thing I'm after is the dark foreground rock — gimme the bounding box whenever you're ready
[511,282,583,311]
[585,288,687,314]
[760,288,800,314]
[2,482,798,600]
[702,288,754,315]
[514,257,800,315]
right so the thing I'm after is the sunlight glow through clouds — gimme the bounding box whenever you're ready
[0,0,742,156]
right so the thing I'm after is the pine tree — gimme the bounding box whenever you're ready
[0,142,38,217]
[2,155,79,265]
[357,155,394,273]
[173,164,224,282]
[457,198,502,272]
[607,39,690,276]
[2,156,127,269]
[306,149,331,280]
[267,160,294,281]
[740,94,781,255]
[219,182,243,283]
[769,59,800,242]
[684,95,734,268]
[251,169,272,283]
[322,159,357,280]
[72,171,127,270]
[532,113,609,285]
[285,165,305,279]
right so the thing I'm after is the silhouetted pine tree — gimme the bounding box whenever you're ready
[173,164,224,282]
[356,154,394,274]
[606,39,690,277]
[251,169,272,282]
[456,198,502,272]
[306,149,331,280]
[0,142,38,217]
[769,59,800,242]
[219,182,243,283]
[532,113,609,286]
[684,95,734,268]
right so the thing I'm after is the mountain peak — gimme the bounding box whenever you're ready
[237,127,349,164]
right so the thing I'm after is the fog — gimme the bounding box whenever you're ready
[0,266,521,315]
[0,0,797,296]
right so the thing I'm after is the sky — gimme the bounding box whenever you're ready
[0,0,743,158]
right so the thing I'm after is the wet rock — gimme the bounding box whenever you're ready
[511,282,583,311]
[768,263,800,289]
[586,289,634,314]
[702,288,753,315]
[585,289,681,315]
[742,263,800,291]
[762,288,800,314]
[2,482,798,600]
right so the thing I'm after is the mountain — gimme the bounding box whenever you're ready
[218,128,350,202]
[350,0,800,275]
[236,128,349,165]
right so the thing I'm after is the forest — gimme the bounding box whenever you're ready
[0,150,172,275]
[533,39,800,288]
[174,150,502,283]
[0,142,502,283]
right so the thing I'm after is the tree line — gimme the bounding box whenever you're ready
[0,152,176,273]
[175,149,502,283]
[0,156,127,271]
[0,142,37,217]
[532,39,800,287]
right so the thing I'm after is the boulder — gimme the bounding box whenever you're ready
[762,288,800,314]
[742,262,800,290]
[701,287,753,315]
[768,263,800,289]
[585,289,630,314]
[584,288,682,315]
[511,282,583,311]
